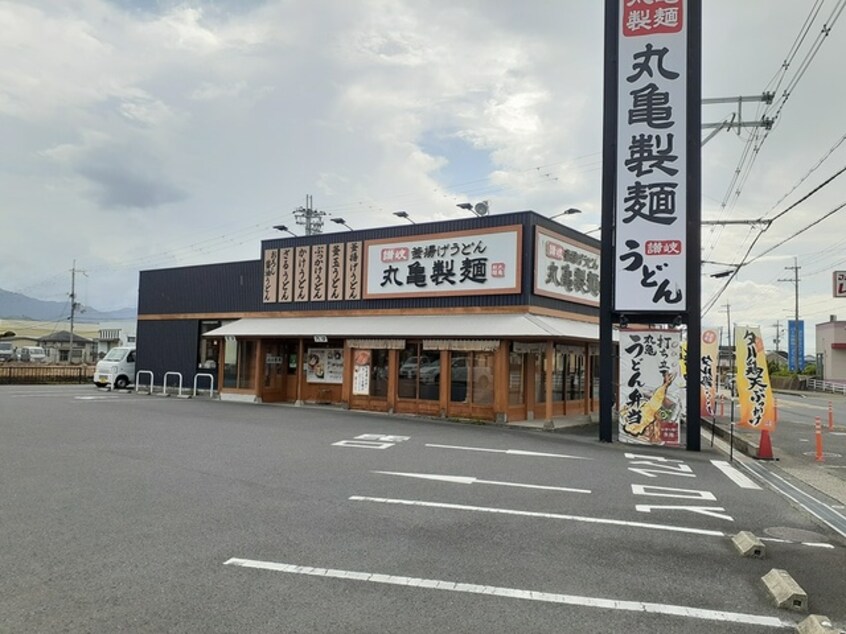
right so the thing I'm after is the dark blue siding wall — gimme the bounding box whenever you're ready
[136,319,200,384]
[137,211,601,318]
[139,260,263,315]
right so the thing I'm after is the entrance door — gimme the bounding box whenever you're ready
[261,340,289,402]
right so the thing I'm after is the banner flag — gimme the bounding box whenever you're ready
[734,326,776,431]
[700,328,719,417]
[619,329,683,446]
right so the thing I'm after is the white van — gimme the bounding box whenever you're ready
[94,346,136,389]
[19,346,48,363]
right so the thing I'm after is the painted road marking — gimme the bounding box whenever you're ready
[425,443,589,460]
[758,537,833,549]
[710,460,762,490]
[351,496,833,547]
[740,462,846,539]
[372,471,591,494]
[223,557,793,629]
[74,395,120,401]
[350,495,725,537]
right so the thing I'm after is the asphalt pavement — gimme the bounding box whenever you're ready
[2,384,845,633]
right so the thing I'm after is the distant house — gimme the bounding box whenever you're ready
[816,315,846,381]
[766,350,789,371]
[38,330,95,363]
[96,321,137,358]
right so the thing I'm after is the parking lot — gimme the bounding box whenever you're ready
[2,385,845,632]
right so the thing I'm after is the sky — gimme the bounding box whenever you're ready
[2,0,845,355]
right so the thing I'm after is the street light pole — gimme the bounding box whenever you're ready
[548,208,582,221]
[330,218,354,231]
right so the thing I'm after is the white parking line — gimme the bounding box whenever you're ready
[223,557,793,629]
[710,460,761,490]
[425,443,589,460]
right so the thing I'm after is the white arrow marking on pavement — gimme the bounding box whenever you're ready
[372,471,591,494]
[74,395,119,400]
[425,443,589,460]
[223,557,794,629]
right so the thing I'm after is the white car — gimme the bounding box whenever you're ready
[94,346,136,389]
[398,356,432,379]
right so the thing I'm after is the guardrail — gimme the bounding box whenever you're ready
[0,365,94,384]
[806,378,846,395]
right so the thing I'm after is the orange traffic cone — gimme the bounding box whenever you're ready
[757,429,774,460]
[815,417,825,462]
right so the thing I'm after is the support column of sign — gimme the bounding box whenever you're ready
[600,0,702,450]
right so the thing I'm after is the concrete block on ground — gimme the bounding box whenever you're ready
[761,568,808,612]
[797,614,838,634]
[732,531,766,558]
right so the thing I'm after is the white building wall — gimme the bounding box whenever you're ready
[816,319,846,381]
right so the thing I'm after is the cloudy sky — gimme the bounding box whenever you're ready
[2,0,845,353]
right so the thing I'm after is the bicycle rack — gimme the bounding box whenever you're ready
[193,373,216,398]
[163,371,184,397]
[136,370,154,395]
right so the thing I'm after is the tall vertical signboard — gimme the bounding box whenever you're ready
[600,0,701,450]
[787,319,805,372]
[614,0,687,311]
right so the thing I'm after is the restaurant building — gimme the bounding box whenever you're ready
[136,210,609,424]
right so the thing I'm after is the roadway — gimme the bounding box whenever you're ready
[1,385,844,632]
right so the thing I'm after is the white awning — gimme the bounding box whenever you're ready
[203,313,605,341]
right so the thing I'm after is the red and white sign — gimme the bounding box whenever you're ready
[614,0,687,312]
[834,270,846,298]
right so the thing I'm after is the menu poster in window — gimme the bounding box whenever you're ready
[352,349,371,395]
[306,348,344,384]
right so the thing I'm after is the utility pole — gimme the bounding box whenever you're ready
[68,260,86,364]
[772,320,783,353]
[701,93,774,146]
[719,301,736,419]
[778,257,801,373]
[293,194,325,235]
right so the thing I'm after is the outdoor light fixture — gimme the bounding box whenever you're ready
[393,210,415,224]
[330,217,354,231]
[549,207,583,220]
[711,270,735,279]
[457,201,489,217]
[273,224,297,237]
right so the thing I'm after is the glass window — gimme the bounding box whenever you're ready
[222,338,256,389]
[535,351,564,403]
[472,352,494,405]
[508,351,525,405]
[398,343,438,401]
[448,351,493,406]
[198,321,221,369]
[370,349,389,397]
[566,351,585,401]
[223,338,238,388]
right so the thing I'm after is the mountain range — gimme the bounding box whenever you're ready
[0,288,136,322]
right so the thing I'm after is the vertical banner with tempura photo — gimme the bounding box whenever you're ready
[734,326,776,431]
[618,329,683,446]
[700,328,719,417]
